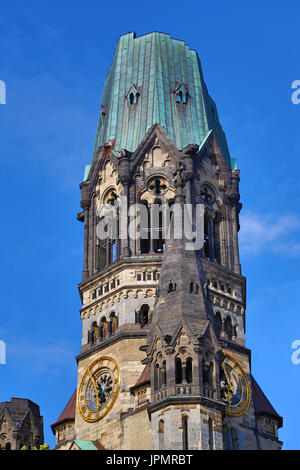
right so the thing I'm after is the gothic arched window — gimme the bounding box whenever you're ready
[204,211,210,259]
[225,316,233,340]
[152,202,165,253]
[186,358,193,384]
[213,212,221,263]
[154,364,160,391]
[140,202,150,254]
[215,312,222,333]
[174,83,188,104]
[182,415,189,450]
[168,281,176,293]
[176,91,183,103]
[101,317,108,339]
[139,304,150,328]
[126,84,140,106]
[97,189,120,270]
[162,361,167,387]
[175,358,183,384]
[208,417,214,450]
[92,322,98,343]
[110,313,118,335]
[159,420,165,450]
[203,360,213,387]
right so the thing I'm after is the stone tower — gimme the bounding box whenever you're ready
[52,32,283,450]
[0,398,44,450]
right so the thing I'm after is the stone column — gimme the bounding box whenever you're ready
[231,204,241,274]
[230,169,242,274]
[121,182,130,258]
[81,200,91,281]
[118,149,131,258]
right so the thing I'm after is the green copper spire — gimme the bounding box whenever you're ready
[91,32,230,168]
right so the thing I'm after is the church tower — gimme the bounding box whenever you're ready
[52,32,283,450]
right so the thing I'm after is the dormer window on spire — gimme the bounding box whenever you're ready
[174,82,189,104]
[125,83,141,106]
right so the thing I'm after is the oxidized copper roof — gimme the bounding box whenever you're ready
[84,31,232,181]
[51,390,76,433]
[251,375,282,425]
[72,440,105,450]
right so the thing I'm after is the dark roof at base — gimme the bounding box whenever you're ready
[251,375,282,426]
[130,365,150,392]
[51,390,76,433]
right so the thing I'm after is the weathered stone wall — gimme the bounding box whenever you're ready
[151,405,223,450]
[74,337,147,449]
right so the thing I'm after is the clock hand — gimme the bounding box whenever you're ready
[222,363,233,404]
[87,367,99,411]
[222,363,234,390]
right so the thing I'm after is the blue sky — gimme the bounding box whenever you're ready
[0,0,299,449]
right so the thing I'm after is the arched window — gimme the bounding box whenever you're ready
[129,93,135,105]
[110,313,118,335]
[186,358,193,384]
[127,86,139,106]
[215,312,222,333]
[158,367,163,389]
[88,329,94,345]
[101,317,108,339]
[154,364,160,391]
[155,361,166,390]
[225,316,233,340]
[208,417,214,450]
[159,420,165,450]
[92,322,98,343]
[176,91,183,103]
[202,207,222,264]
[213,213,221,263]
[204,211,210,258]
[175,358,183,384]
[148,198,166,254]
[140,202,150,254]
[203,361,213,387]
[162,361,167,387]
[139,304,150,328]
[96,190,120,270]
[168,281,176,293]
[182,415,189,450]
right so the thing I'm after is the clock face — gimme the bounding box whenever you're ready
[78,356,120,423]
[221,351,251,417]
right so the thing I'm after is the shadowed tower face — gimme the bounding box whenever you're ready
[51,32,283,451]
